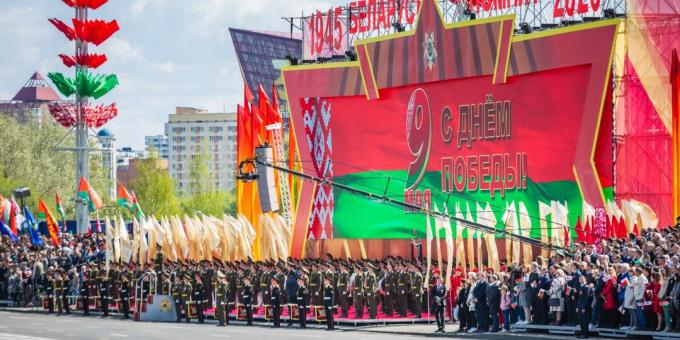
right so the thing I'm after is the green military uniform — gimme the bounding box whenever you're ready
[215,273,229,326]
[309,270,322,306]
[154,252,164,293]
[397,268,411,317]
[365,270,378,319]
[384,269,398,316]
[411,270,423,318]
[54,273,64,315]
[353,269,365,318]
[181,279,192,323]
[337,269,350,317]
[171,277,183,322]
[260,270,271,305]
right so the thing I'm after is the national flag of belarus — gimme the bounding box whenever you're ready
[55,193,65,221]
[37,198,60,246]
[131,191,144,219]
[78,177,103,211]
[117,184,133,210]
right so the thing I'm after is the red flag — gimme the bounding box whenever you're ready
[564,225,570,249]
[258,84,270,125]
[244,84,255,109]
[584,217,594,244]
[575,217,586,242]
[8,201,17,236]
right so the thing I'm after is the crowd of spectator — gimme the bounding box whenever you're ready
[0,233,105,306]
[3,217,680,339]
[453,218,680,338]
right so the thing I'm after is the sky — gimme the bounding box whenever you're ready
[0,0,344,149]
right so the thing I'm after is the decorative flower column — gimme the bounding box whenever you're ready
[46,0,120,233]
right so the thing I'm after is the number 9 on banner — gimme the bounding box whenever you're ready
[405,88,432,190]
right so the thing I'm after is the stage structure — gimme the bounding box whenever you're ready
[46,0,120,234]
[234,0,677,260]
[283,0,627,63]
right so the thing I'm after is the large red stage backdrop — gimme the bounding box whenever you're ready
[283,0,618,240]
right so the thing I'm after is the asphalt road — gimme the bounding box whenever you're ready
[0,312,416,340]
[0,311,582,340]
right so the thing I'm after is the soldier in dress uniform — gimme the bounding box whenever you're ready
[397,263,411,317]
[215,271,228,326]
[365,264,378,319]
[154,252,164,293]
[181,275,192,323]
[410,264,424,318]
[45,270,55,313]
[337,264,350,317]
[120,272,131,319]
[171,274,183,322]
[100,269,111,317]
[194,274,206,324]
[309,264,322,307]
[353,264,365,318]
[296,276,309,328]
[323,276,335,330]
[384,263,398,316]
[271,276,282,328]
[62,268,71,314]
[55,270,64,315]
[260,266,271,306]
[241,276,253,326]
[80,265,91,316]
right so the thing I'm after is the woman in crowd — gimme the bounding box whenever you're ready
[601,267,618,328]
[623,266,638,329]
[549,268,566,325]
[456,279,470,332]
[500,285,513,332]
[466,272,478,333]
[650,272,663,331]
[517,265,530,324]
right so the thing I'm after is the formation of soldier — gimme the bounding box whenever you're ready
[38,253,434,329]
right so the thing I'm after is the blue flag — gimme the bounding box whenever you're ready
[23,206,43,246]
[0,220,18,242]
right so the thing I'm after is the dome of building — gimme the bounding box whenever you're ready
[97,128,114,138]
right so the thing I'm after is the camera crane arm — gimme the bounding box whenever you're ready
[239,156,564,253]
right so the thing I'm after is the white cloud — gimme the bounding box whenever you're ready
[0,0,347,149]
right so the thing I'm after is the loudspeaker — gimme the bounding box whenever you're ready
[255,146,280,212]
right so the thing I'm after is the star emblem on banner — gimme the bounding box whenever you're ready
[423,32,438,71]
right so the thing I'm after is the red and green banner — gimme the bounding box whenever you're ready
[78,177,103,212]
[283,0,618,241]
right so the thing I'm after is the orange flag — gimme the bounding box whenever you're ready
[37,198,60,246]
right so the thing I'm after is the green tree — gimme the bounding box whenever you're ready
[0,116,110,215]
[181,143,236,216]
[130,155,181,217]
